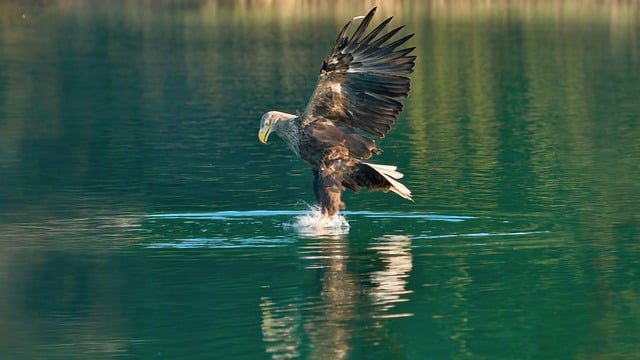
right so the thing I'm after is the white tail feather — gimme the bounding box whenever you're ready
[364,162,413,201]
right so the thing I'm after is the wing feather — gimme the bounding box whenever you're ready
[300,7,415,138]
[357,17,393,46]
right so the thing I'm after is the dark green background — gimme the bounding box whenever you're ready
[1,1,639,359]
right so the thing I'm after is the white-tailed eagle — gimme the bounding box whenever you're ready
[258,7,415,216]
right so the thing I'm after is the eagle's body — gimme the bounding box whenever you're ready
[258,8,414,217]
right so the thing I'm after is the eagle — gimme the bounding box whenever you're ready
[258,7,415,217]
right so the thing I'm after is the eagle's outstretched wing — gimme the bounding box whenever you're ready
[300,7,415,138]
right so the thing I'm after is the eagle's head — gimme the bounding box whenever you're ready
[258,111,298,144]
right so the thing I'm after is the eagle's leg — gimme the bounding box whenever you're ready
[312,168,345,217]
[312,168,322,204]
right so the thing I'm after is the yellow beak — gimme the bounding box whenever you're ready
[258,125,271,144]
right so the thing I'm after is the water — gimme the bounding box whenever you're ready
[1,1,640,359]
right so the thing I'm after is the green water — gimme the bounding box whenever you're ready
[1,1,639,359]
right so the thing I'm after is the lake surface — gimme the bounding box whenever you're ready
[1,1,639,359]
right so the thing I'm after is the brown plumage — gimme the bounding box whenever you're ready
[258,7,414,217]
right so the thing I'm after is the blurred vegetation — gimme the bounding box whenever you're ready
[1,0,638,213]
[0,1,639,357]
[1,0,638,220]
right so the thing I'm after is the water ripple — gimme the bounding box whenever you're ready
[145,236,295,249]
[146,210,475,222]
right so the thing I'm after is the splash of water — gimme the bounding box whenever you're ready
[287,206,350,236]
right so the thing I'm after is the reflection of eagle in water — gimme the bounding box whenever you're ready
[258,7,414,217]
